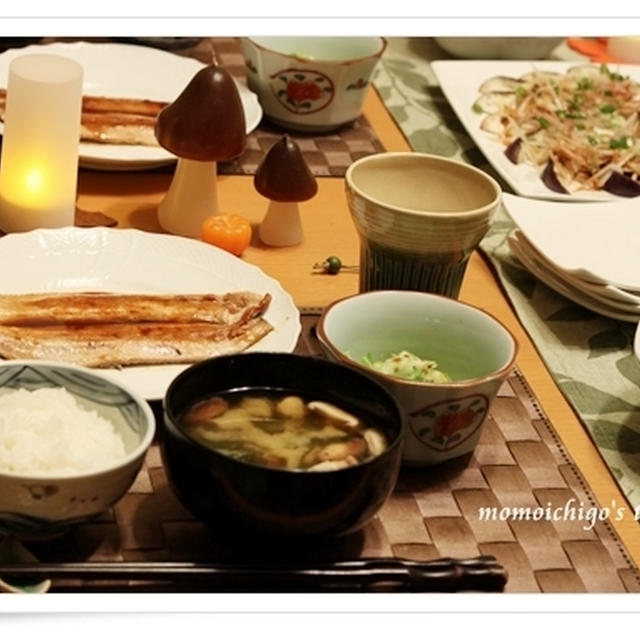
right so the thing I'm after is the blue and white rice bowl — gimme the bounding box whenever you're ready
[0,361,155,538]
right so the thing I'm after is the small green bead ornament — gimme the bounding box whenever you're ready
[312,255,359,275]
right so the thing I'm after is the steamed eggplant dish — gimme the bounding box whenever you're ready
[474,64,640,196]
[182,391,387,471]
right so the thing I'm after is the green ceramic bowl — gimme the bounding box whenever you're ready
[317,290,518,466]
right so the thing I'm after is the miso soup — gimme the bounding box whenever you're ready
[181,389,387,471]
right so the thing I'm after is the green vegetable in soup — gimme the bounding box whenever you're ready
[361,350,451,383]
[182,390,387,471]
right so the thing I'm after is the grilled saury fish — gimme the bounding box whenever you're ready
[0,318,273,368]
[0,291,270,327]
[0,291,274,368]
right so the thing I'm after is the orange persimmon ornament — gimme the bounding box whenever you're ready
[201,213,252,256]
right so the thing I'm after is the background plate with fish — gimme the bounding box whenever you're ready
[0,41,263,171]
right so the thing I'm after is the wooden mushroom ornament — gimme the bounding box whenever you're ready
[155,64,246,237]
[254,135,317,246]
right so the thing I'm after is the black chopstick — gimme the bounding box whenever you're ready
[0,555,507,592]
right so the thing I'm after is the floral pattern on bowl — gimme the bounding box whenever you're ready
[270,68,334,114]
[409,394,488,453]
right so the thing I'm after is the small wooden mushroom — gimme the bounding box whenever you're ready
[155,64,246,237]
[254,135,317,246]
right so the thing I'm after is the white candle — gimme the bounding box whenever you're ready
[0,54,83,232]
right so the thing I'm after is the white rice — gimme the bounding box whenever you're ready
[0,387,127,475]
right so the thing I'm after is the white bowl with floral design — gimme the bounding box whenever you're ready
[240,37,386,132]
[316,291,518,466]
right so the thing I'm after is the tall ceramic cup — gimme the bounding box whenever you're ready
[345,152,502,298]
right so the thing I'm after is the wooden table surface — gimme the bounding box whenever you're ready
[75,86,640,568]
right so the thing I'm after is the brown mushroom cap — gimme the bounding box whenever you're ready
[254,135,318,202]
[155,64,246,162]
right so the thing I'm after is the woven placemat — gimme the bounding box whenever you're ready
[9,311,639,593]
[184,37,386,177]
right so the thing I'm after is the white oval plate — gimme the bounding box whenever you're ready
[0,41,263,171]
[0,228,301,400]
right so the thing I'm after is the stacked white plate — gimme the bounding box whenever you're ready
[502,193,640,323]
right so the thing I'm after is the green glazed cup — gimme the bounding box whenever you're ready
[345,152,502,298]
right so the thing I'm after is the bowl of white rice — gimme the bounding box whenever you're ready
[0,361,155,538]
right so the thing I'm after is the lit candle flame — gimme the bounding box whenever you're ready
[24,168,44,194]
[0,53,82,231]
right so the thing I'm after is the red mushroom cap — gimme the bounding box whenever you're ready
[155,64,246,162]
[254,135,318,202]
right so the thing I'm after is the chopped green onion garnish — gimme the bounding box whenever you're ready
[600,64,627,81]
[609,136,630,149]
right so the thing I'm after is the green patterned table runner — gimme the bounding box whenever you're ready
[373,38,640,506]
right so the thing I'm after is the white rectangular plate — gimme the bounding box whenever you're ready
[432,59,640,202]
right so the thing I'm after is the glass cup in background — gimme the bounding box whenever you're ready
[345,152,502,298]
